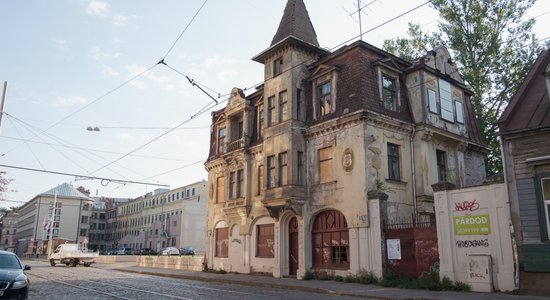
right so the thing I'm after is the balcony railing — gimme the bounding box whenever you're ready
[227,138,245,152]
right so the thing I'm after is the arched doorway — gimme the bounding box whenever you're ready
[312,210,349,269]
[288,217,299,275]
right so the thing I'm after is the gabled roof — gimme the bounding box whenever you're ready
[499,49,550,134]
[271,0,319,47]
[39,183,92,200]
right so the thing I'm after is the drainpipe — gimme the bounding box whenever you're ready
[410,124,418,221]
[500,136,520,291]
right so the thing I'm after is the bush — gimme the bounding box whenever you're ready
[334,275,344,282]
[344,274,358,283]
[302,269,314,280]
[381,272,470,292]
[357,271,379,284]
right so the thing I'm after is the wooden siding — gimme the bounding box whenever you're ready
[523,244,550,272]
[517,178,542,242]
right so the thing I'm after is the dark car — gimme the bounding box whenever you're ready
[134,248,157,255]
[0,250,31,299]
[179,247,195,256]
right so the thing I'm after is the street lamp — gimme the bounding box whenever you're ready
[86,126,100,132]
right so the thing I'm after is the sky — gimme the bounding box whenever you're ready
[1,0,549,209]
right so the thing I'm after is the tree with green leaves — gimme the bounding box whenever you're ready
[383,0,543,175]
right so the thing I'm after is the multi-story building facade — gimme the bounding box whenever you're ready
[204,0,486,278]
[1,211,19,252]
[15,183,94,256]
[115,181,207,252]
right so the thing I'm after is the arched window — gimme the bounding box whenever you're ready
[312,210,349,269]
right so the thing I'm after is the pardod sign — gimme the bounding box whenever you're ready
[453,214,491,236]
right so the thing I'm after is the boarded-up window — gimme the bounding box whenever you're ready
[256,224,274,258]
[319,146,333,183]
[215,228,228,257]
[257,165,264,195]
[216,176,225,203]
[312,210,349,269]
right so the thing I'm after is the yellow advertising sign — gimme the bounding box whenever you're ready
[453,214,491,236]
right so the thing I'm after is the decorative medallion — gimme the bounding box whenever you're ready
[342,148,354,172]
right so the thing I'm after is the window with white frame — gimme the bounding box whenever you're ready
[541,177,550,239]
[438,79,454,122]
[455,101,464,124]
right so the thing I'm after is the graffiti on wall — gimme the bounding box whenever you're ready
[454,200,480,212]
[456,239,489,248]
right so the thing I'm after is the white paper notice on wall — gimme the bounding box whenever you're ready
[387,239,401,260]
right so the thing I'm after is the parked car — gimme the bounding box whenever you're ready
[179,246,195,256]
[134,248,157,255]
[116,247,133,255]
[0,250,31,299]
[160,247,180,256]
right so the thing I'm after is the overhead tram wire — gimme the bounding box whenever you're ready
[0,134,197,163]
[161,0,209,60]
[0,164,169,187]
[0,63,159,158]
[98,159,205,196]
[4,113,162,184]
[5,116,46,171]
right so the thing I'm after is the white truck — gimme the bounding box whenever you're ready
[49,244,99,267]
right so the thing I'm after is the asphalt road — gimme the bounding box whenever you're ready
[25,261,359,300]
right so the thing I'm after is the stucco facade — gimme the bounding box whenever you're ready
[15,183,94,256]
[204,0,486,278]
[115,181,207,252]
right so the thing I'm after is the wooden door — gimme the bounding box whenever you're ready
[289,217,299,276]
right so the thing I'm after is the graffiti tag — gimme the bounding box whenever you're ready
[469,272,486,280]
[455,239,489,248]
[454,200,480,212]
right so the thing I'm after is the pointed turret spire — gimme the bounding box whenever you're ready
[271,0,319,47]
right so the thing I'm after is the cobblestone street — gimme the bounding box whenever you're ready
[25,261,361,300]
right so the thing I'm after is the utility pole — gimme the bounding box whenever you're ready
[0,81,7,131]
[47,191,58,257]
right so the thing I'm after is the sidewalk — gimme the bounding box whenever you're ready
[95,263,550,300]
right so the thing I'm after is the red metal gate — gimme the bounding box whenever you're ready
[384,216,439,278]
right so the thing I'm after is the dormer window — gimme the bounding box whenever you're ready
[273,57,283,77]
[311,66,338,119]
[382,75,398,111]
[317,81,332,116]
